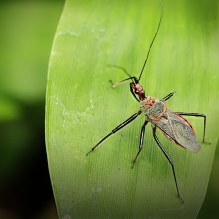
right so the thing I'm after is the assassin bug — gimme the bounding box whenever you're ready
[86,6,209,203]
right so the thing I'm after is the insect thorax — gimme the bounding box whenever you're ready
[140,96,167,121]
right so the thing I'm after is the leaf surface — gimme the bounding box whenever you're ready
[46,0,219,218]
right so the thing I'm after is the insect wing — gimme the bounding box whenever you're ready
[153,110,201,152]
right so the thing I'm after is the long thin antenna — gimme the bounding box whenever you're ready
[138,4,163,81]
[106,64,132,78]
[107,64,138,87]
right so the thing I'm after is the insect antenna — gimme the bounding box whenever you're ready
[107,64,138,87]
[138,4,163,81]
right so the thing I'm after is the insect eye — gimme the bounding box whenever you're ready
[130,83,135,88]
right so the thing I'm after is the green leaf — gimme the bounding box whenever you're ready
[46,0,219,218]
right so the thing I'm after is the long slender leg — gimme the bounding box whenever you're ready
[152,126,184,203]
[162,92,175,101]
[86,110,142,155]
[109,80,139,102]
[175,112,210,144]
[132,121,148,168]
[130,84,140,102]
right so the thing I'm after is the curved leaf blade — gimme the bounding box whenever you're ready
[46,0,219,218]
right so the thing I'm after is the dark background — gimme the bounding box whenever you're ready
[0,0,218,218]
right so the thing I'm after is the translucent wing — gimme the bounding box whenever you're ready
[153,110,201,152]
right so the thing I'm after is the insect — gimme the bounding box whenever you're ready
[86,6,209,203]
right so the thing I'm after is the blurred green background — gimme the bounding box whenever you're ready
[0,0,218,218]
[0,0,64,218]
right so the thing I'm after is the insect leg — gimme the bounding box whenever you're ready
[109,78,139,102]
[132,121,149,168]
[175,112,210,144]
[152,126,184,203]
[86,110,142,155]
[130,84,140,102]
[162,92,175,101]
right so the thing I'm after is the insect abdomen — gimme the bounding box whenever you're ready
[153,110,201,152]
